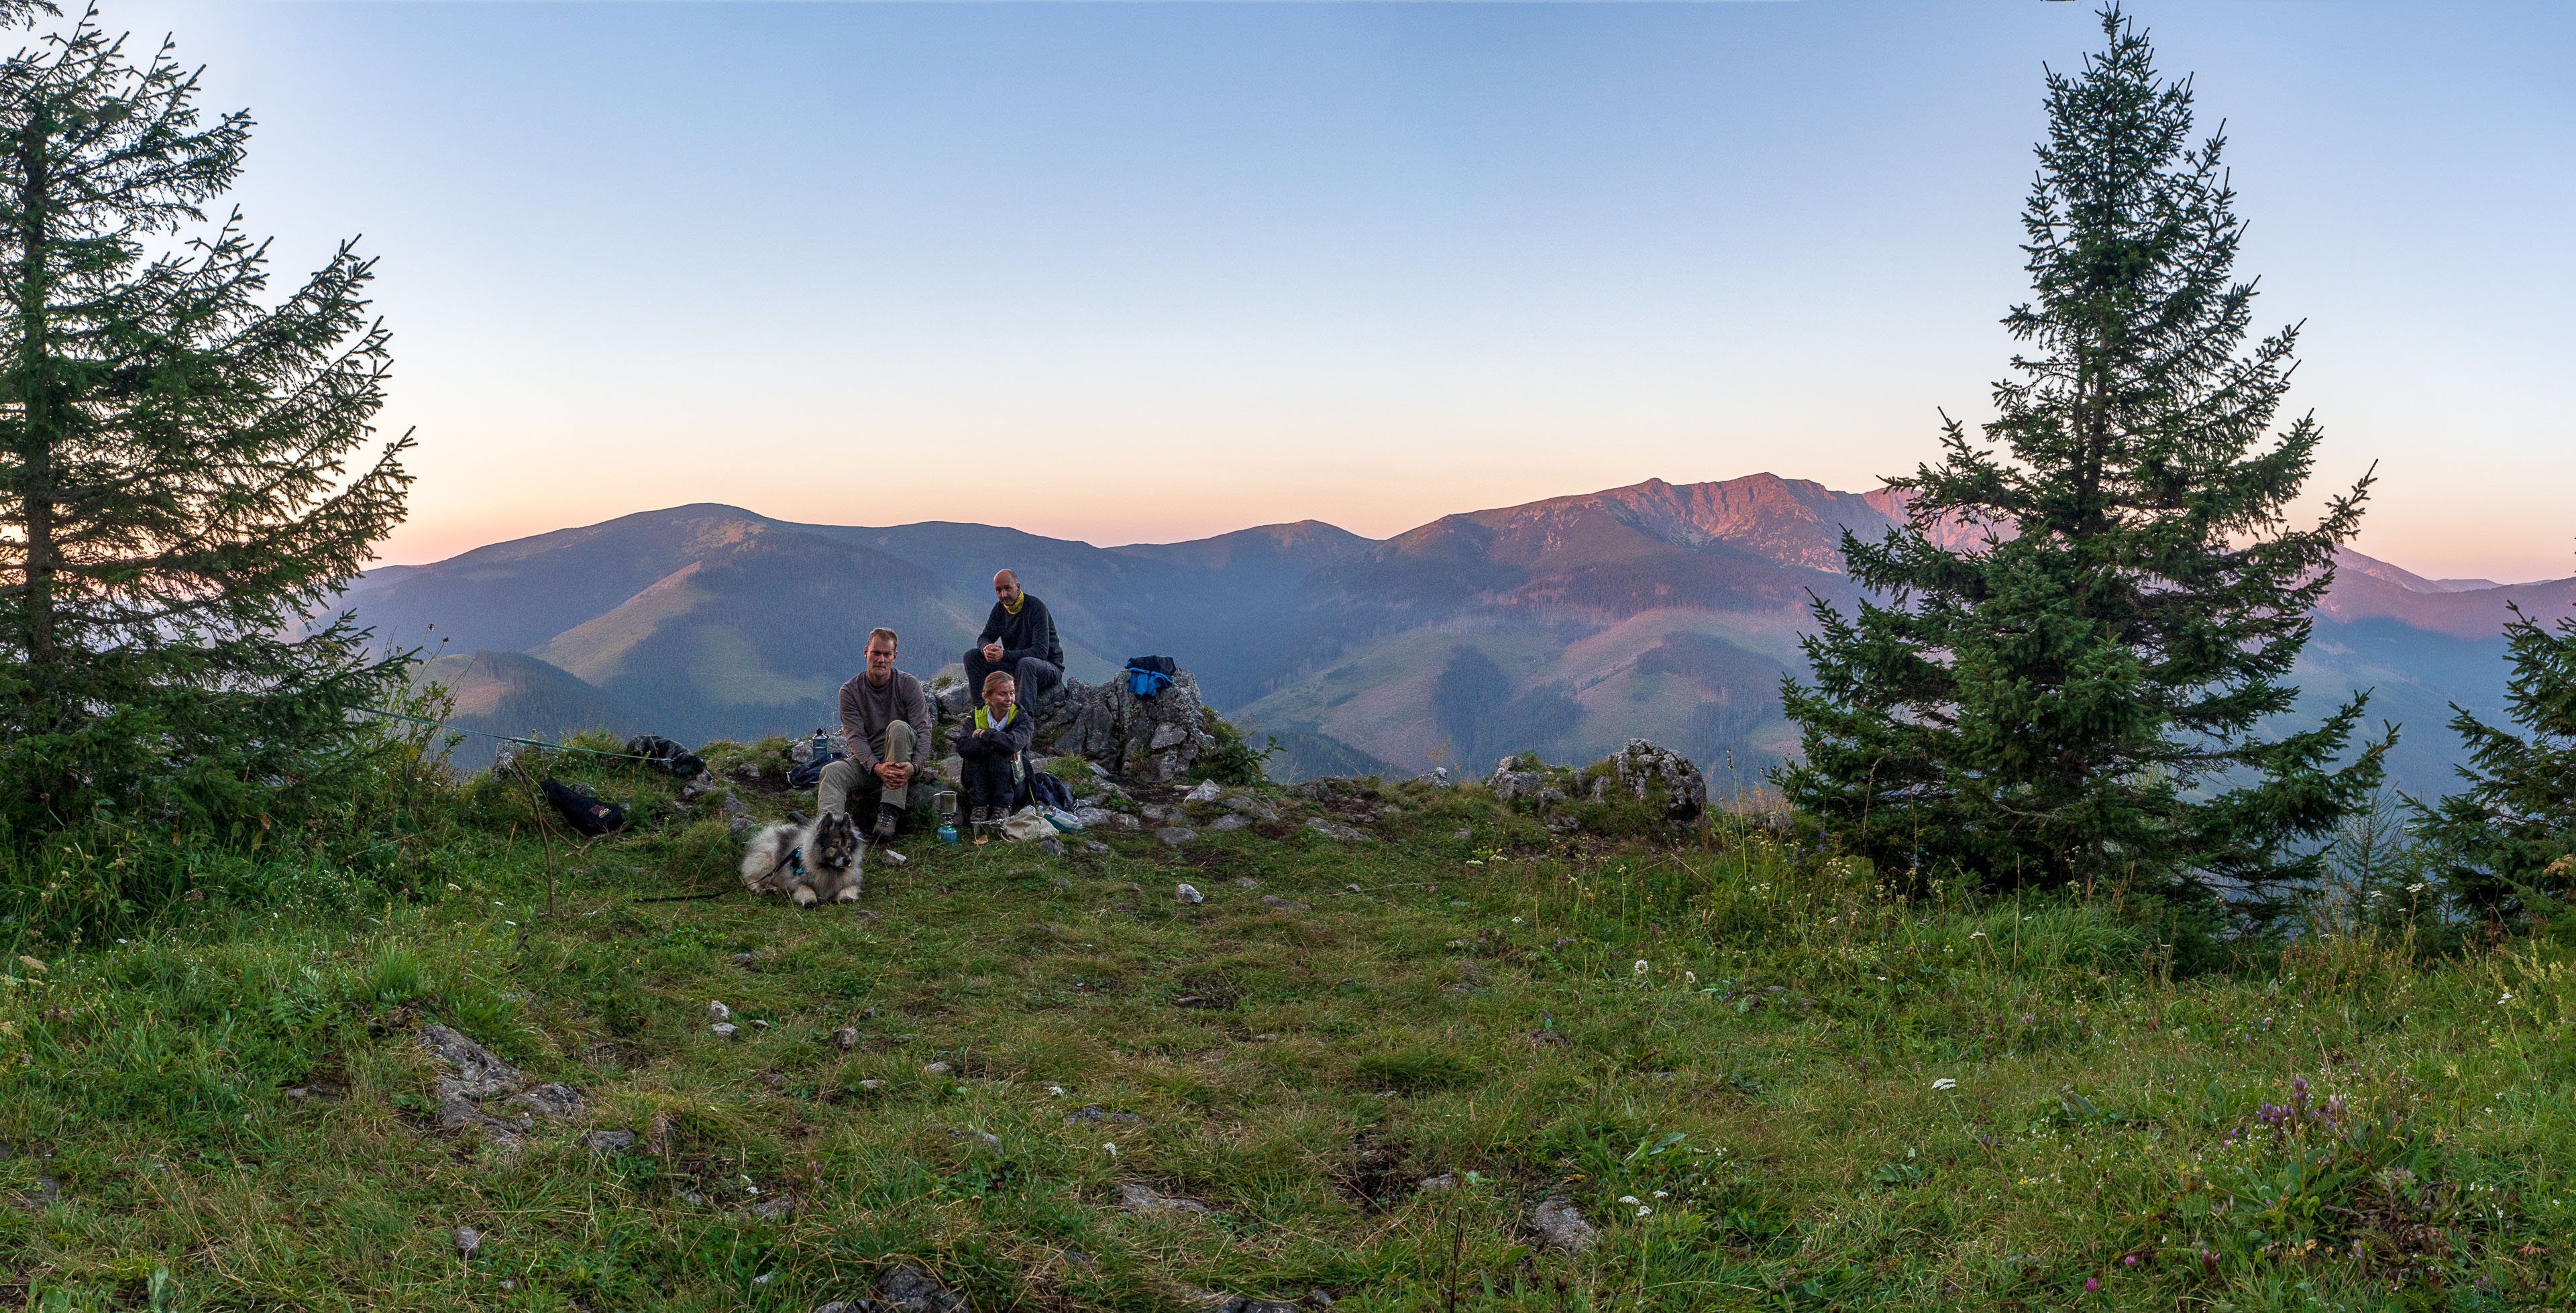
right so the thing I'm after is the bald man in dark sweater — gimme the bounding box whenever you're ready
[963,569,1063,712]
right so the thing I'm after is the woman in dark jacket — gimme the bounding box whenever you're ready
[953,670,1036,824]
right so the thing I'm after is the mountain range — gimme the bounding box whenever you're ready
[342,473,2575,798]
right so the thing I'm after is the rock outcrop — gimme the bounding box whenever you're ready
[1600,738,1708,820]
[1484,740,1706,827]
[955,667,1220,785]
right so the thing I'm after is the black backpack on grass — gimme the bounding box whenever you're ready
[541,777,628,836]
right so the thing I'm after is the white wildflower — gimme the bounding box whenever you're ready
[1633,960,1650,976]
[1933,1078,1957,1091]
[1619,1195,1640,1205]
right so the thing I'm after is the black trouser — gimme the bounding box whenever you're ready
[960,753,1023,816]
[961,652,1061,711]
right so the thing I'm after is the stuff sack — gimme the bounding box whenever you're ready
[541,777,628,836]
[998,806,1057,843]
[1123,655,1178,698]
[625,734,705,779]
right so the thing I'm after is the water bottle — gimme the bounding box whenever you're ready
[810,729,828,766]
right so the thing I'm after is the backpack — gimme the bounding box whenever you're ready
[625,734,705,779]
[1029,768,1077,813]
[1124,655,1178,698]
[541,777,628,837]
[784,729,845,790]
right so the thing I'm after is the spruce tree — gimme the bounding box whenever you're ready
[2414,606,2576,913]
[0,7,412,838]
[1776,6,2383,901]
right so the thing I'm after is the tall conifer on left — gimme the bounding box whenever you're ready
[0,4,414,837]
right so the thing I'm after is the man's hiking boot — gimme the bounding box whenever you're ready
[970,806,991,826]
[873,803,901,842]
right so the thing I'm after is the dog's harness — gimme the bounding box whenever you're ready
[766,846,807,881]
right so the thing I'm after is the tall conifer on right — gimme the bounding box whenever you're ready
[1776,6,2384,901]
[2414,606,2576,913]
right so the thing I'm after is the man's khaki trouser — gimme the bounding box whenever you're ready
[817,720,915,817]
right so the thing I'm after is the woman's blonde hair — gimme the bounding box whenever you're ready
[981,670,1017,696]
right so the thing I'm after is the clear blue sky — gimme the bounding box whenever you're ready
[100,1,2576,580]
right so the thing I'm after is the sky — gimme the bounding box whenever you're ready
[88,1,2576,581]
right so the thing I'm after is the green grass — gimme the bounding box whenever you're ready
[4,761,2573,1311]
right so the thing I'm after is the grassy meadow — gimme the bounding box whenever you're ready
[3,744,2572,1312]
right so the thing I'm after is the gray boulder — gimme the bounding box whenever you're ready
[1032,667,1220,785]
[1601,738,1708,820]
[1486,758,1548,804]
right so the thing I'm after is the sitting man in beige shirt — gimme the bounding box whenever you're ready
[818,627,932,841]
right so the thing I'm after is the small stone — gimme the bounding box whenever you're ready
[1232,876,1261,889]
[728,952,757,966]
[1038,836,1066,857]
[751,1192,796,1220]
[1417,1173,1458,1192]
[1529,1197,1598,1251]
[834,1026,859,1050]
[1452,828,1472,840]
[1211,813,1249,830]
[858,1079,886,1091]
[924,1060,953,1076]
[1158,826,1197,846]
[1259,894,1310,911]
[13,1176,61,1211]
[709,1001,732,1021]
[1175,882,1205,904]
[1344,883,1363,894]
[1305,817,1371,842]
[1309,1291,1336,1309]
[285,1086,310,1099]
[1183,780,1222,803]
[712,1023,739,1039]
[453,1225,482,1257]
[876,1260,970,1312]
[1051,875,1072,890]
[582,1130,639,1153]
[417,1025,522,1098]
[881,850,908,866]
[506,1082,585,1119]
[1116,1181,1211,1214]
[855,909,883,921]
[1085,841,1110,853]
[1065,1105,1144,1125]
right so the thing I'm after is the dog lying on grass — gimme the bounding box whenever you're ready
[739,811,862,906]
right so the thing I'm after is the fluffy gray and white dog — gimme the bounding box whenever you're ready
[739,811,863,907]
